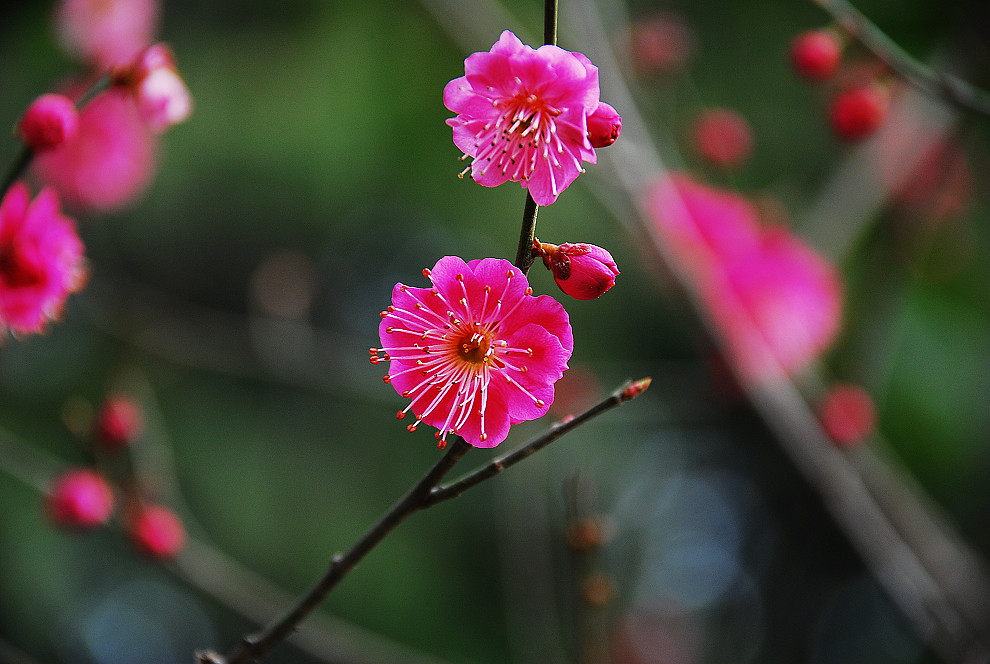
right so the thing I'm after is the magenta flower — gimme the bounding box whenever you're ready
[46,468,114,529]
[444,30,603,205]
[373,256,573,449]
[54,0,160,69]
[703,227,842,379]
[0,183,87,335]
[33,85,156,213]
[535,241,619,300]
[115,43,193,133]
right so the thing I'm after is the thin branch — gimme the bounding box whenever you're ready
[213,439,471,664]
[812,0,990,118]
[425,378,651,506]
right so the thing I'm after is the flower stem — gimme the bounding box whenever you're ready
[512,0,558,275]
[812,0,990,117]
[0,73,114,199]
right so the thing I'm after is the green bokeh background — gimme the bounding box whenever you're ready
[0,0,988,663]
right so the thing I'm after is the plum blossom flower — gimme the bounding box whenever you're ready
[114,43,193,133]
[54,0,160,70]
[646,173,841,380]
[373,256,573,449]
[535,240,619,300]
[444,30,606,205]
[33,85,156,213]
[0,182,87,335]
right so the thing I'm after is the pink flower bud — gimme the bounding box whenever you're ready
[95,394,143,450]
[46,468,114,528]
[587,102,622,148]
[537,241,619,300]
[117,43,192,133]
[790,29,843,81]
[131,505,185,558]
[818,383,876,446]
[829,83,888,142]
[18,94,79,151]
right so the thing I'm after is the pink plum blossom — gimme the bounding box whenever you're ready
[535,241,619,300]
[373,256,573,449]
[645,173,762,277]
[0,182,87,335]
[54,0,160,70]
[19,94,79,152]
[646,173,841,380]
[444,30,606,205]
[703,227,843,379]
[33,85,156,213]
[115,43,193,133]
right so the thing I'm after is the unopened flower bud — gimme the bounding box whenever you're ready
[587,102,622,148]
[535,241,619,300]
[790,29,843,81]
[19,94,79,151]
[131,505,186,558]
[46,468,114,529]
[95,394,143,450]
[116,43,192,133]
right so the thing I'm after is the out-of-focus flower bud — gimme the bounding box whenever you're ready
[46,468,114,528]
[587,102,622,148]
[95,394,143,450]
[535,241,619,300]
[790,29,843,81]
[130,505,185,558]
[19,94,80,151]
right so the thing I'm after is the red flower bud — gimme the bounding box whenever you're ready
[95,394,143,450]
[818,383,876,446]
[691,108,753,169]
[829,83,888,142]
[131,505,185,558]
[790,30,843,81]
[19,94,79,151]
[536,241,619,300]
[587,102,622,148]
[46,468,114,529]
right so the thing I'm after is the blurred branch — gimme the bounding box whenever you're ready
[811,0,990,118]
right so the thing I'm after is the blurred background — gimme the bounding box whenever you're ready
[0,0,988,662]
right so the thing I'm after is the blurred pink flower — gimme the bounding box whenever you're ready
[646,173,842,379]
[444,30,603,205]
[0,182,86,335]
[130,505,186,558]
[374,256,573,449]
[115,43,193,133]
[627,13,696,76]
[33,86,156,213]
[645,173,762,276]
[704,227,842,379]
[54,0,160,70]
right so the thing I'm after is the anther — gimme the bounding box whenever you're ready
[535,399,545,408]
[479,433,488,442]
[456,273,464,281]
[506,270,515,278]
[383,375,391,383]
[525,287,533,295]
[396,411,405,419]
[407,423,418,432]
[423,268,432,278]
[386,327,394,334]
